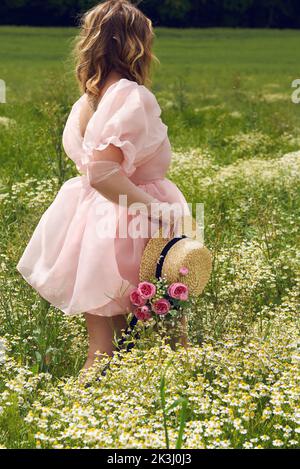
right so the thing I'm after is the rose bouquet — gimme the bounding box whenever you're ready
[130,267,192,325]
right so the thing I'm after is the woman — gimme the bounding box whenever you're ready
[17,0,190,370]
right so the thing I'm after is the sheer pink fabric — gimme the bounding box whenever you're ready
[17,78,190,316]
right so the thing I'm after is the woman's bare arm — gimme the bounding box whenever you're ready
[88,144,158,209]
[88,145,183,231]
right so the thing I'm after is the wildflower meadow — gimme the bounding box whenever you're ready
[0,27,299,449]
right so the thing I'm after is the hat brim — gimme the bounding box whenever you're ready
[162,238,212,296]
[139,215,199,281]
[139,216,212,296]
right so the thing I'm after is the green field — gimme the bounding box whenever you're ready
[0,27,299,449]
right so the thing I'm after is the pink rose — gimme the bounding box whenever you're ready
[179,266,189,276]
[134,306,152,322]
[137,281,156,300]
[153,298,171,316]
[130,288,147,307]
[168,282,189,301]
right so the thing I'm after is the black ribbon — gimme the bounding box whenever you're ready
[115,235,187,352]
[155,235,187,280]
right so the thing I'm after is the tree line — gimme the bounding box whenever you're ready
[1,0,300,28]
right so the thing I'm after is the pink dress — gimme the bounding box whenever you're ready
[17,78,190,317]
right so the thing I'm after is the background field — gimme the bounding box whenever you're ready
[1,27,300,177]
[0,27,299,449]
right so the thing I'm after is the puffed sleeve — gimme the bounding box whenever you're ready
[81,80,168,183]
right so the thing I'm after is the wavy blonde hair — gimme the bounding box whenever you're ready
[74,0,156,109]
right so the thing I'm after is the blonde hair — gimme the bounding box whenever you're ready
[74,0,156,108]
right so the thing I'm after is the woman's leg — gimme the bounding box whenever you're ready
[83,312,128,370]
[165,315,189,350]
[178,314,189,348]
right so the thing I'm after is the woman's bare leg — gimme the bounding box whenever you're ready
[83,313,128,370]
[178,314,189,348]
[111,313,128,344]
[166,315,189,350]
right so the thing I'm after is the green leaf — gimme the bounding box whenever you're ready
[166,397,184,413]
[176,398,188,450]
[160,375,166,406]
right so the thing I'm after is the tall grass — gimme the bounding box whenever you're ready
[0,27,299,449]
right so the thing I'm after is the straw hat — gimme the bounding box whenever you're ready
[139,216,212,296]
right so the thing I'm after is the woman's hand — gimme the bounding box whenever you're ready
[146,199,184,237]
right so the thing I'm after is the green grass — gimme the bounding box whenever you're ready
[0,27,299,449]
[1,27,299,177]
